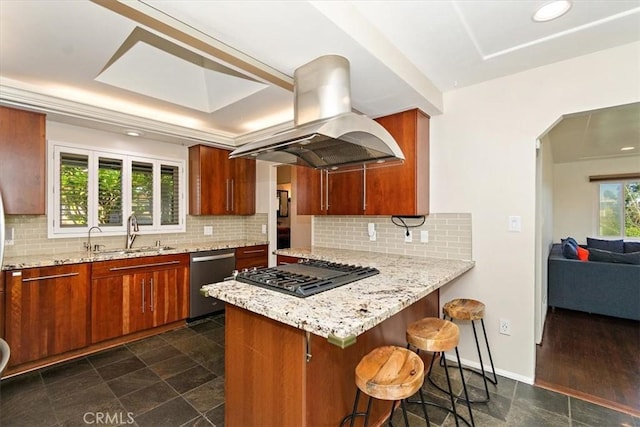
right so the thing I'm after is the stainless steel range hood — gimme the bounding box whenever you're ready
[229,55,404,169]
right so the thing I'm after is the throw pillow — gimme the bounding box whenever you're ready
[588,248,640,265]
[576,246,589,261]
[586,237,624,253]
[561,238,578,259]
[624,241,640,253]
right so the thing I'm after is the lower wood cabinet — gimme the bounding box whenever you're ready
[236,244,269,270]
[91,254,189,344]
[5,263,90,367]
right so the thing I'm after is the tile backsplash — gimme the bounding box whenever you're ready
[313,213,472,259]
[3,214,268,258]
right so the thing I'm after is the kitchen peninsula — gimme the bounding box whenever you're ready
[201,247,474,427]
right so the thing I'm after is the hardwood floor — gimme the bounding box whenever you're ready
[535,308,640,417]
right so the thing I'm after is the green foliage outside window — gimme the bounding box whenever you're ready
[599,182,640,237]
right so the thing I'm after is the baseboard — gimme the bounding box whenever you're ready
[443,353,534,385]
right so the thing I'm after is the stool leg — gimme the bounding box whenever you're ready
[480,318,498,385]
[417,385,431,426]
[471,320,490,401]
[455,347,475,427]
[399,399,411,427]
[349,389,361,427]
[364,396,373,427]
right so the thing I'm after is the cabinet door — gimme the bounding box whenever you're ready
[91,276,127,344]
[149,265,189,327]
[366,109,429,215]
[189,145,228,215]
[0,106,46,214]
[6,264,90,366]
[296,167,325,215]
[231,157,256,215]
[125,272,154,334]
[327,170,364,215]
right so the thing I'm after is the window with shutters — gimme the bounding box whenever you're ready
[49,142,185,237]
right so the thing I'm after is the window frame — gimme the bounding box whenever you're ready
[48,141,186,238]
[595,178,640,239]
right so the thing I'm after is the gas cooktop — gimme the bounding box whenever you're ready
[232,259,379,298]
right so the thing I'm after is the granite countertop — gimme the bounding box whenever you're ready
[201,247,475,347]
[1,240,269,270]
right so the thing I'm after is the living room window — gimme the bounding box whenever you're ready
[596,180,640,238]
[48,141,185,237]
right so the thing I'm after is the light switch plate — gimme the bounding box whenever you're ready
[508,216,521,232]
[420,230,429,243]
[261,224,267,234]
[204,226,213,236]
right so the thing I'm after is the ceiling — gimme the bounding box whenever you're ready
[1,0,639,161]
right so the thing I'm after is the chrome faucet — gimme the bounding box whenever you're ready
[85,226,102,253]
[126,213,139,249]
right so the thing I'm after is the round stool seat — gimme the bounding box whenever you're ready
[443,298,485,321]
[355,345,424,401]
[406,318,459,353]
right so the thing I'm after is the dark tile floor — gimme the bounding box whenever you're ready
[1,313,638,427]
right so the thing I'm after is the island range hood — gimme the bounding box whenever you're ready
[229,55,404,169]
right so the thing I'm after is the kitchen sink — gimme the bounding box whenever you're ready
[94,246,176,255]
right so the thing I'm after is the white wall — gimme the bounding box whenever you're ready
[552,155,640,243]
[430,42,640,382]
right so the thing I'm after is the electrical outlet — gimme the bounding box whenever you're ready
[499,318,511,335]
[261,224,267,234]
[404,230,413,243]
[420,230,429,243]
[204,226,213,236]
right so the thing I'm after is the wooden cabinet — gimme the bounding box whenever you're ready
[189,144,256,215]
[5,263,90,367]
[236,244,269,270]
[0,106,46,214]
[296,168,364,215]
[295,109,429,216]
[367,109,430,215]
[276,255,300,266]
[91,254,189,344]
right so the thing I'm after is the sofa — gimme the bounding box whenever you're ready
[547,242,640,321]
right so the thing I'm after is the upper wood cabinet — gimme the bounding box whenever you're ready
[0,106,46,214]
[189,144,256,215]
[295,108,429,216]
[296,168,364,215]
[5,263,90,367]
[367,109,430,216]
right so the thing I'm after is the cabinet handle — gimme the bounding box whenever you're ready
[109,260,181,271]
[226,179,230,211]
[192,253,235,262]
[150,278,154,312]
[22,272,79,282]
[325,170,330,211]
[363,165,367,212]
[142,278,146,313]
[231,178,234,212]
[241,249,265,254]
[320,170,323,211]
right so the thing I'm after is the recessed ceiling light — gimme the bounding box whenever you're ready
[620,146,636,151]
[533,0,572,22]
[125,129,143,137]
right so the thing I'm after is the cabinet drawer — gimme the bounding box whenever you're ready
[235,245,268,270]
[92,254,189,279]
[277,255,300,266]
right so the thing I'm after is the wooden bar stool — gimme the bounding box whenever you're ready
[407,318,475,427]
[437,298,497,403]
[341,345,428,427]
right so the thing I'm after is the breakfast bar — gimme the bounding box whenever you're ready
[201,247,474,427]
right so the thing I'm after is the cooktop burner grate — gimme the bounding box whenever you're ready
[233,259,379,297]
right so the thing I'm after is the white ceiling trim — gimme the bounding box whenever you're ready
[0,80,237,147]
[483,6,640,60]
[312,0,443,115]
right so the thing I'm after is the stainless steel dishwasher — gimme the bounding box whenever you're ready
[189,249,236,320]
